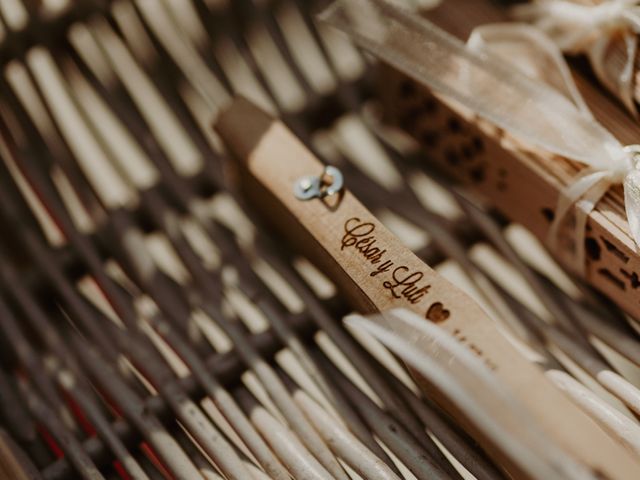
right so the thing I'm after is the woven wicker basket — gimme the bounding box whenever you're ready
[0,1,639,479]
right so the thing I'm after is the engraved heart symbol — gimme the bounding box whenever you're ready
[426,302,450,323]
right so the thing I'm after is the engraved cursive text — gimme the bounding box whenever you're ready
[383,267,431,304]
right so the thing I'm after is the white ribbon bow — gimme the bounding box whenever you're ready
[514,0,640,114]
[320,0,640,271]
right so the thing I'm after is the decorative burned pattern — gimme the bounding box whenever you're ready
[382,66,640,316]
[392,77,491,190]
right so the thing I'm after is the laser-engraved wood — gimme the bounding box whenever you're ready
[216,96,640,480]
[378,0,640,322]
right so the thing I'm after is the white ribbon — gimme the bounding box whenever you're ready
[320,0,640,271]
[513,0,640,114]
[346,310,599,479]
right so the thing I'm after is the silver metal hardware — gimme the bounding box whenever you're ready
[294,165,344,201]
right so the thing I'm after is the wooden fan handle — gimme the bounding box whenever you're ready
[215,97,640,479]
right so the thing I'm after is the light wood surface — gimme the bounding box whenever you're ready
[216,97,640,480]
